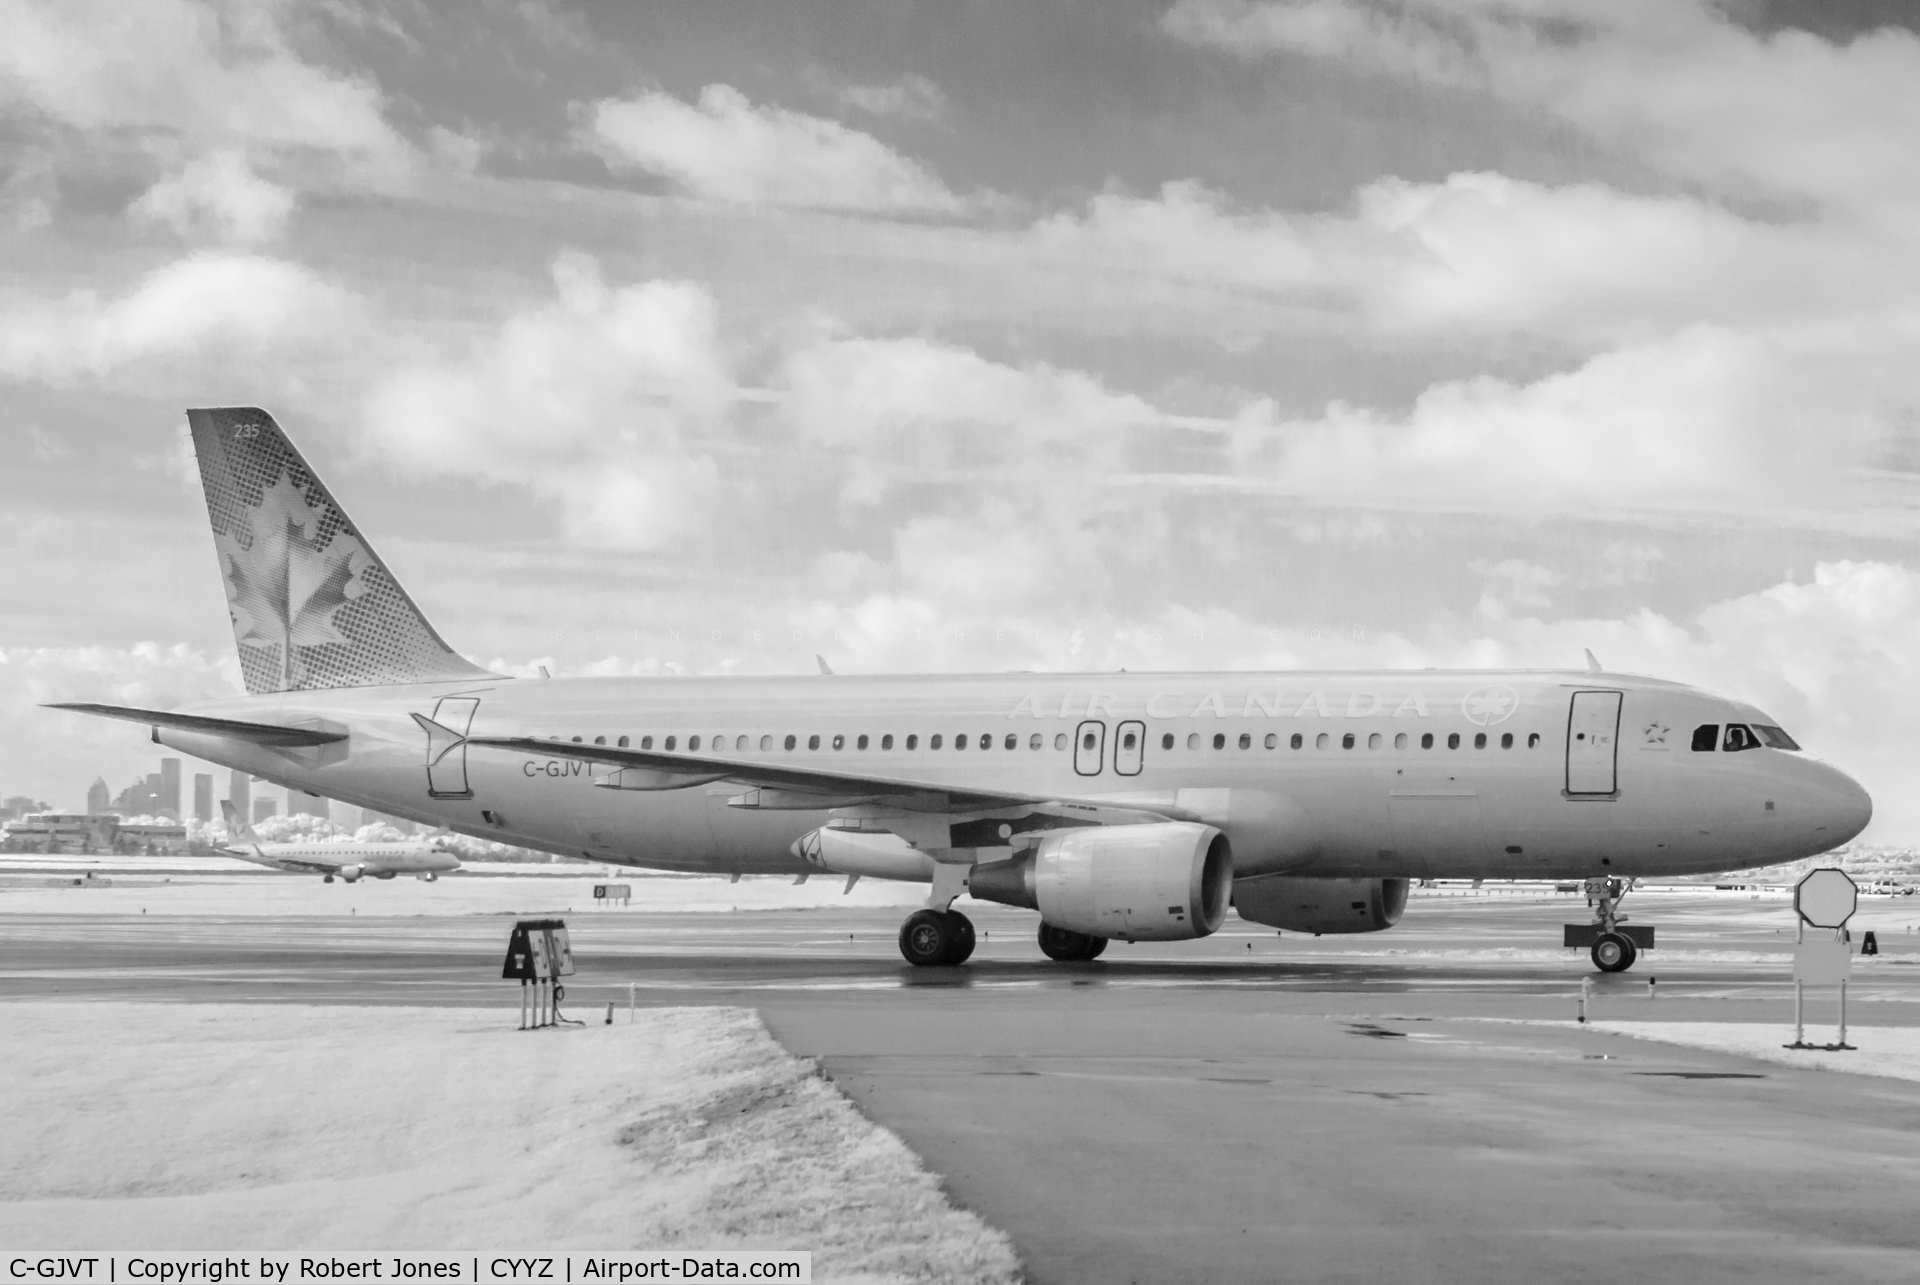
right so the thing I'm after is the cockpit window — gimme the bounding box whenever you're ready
[1723,723,1761,753]
[1690,724,1719,752]
[1753,724,1801,751]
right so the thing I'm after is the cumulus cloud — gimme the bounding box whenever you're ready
[810,71,950,123]
[0,0,403,157]
[131,148,297,244]
[361,252,732,549]
[0,252,358,385]
[586,83,962,213]
[1163,0,1920,214]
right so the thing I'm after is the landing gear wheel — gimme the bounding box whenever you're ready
[949,912,976,964]
[1038,922,1107,962]
[900,909,968,966]
[323,875,334,884]
[1591,932,1638,973]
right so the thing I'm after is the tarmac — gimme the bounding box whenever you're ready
[5,874,1920,1282]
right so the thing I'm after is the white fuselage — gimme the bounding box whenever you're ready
[158,668,1869,883]
[222,839,459,878]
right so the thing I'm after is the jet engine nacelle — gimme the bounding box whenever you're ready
[338,865,364,883]
[1234,876,1409,934]
[969,822,1233,942]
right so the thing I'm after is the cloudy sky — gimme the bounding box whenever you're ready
[4,0,1920,837]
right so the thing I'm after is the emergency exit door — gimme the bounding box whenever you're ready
[1114,720,1145,776]
[426,696,479,798]
[1565,690,1622,796]
[1074,720,1106,776]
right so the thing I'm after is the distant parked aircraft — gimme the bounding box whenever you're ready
[217,800,459,883]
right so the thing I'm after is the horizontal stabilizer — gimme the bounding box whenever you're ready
[47,703,348,748]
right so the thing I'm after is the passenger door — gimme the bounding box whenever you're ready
[1565,690,1622,796]
[1114,720,1145,776]
[426,696,479,799]
[1074,720,1107,777]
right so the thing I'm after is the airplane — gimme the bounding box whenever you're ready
[216,798,460,883]
[52,408,1871,972]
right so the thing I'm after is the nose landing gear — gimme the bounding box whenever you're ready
[1565,877,1653,972]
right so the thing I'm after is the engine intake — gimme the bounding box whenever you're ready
[969,822,1232,942]
[1234,876,1409,934]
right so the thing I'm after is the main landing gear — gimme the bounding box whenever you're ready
[1037,922,1108,962]
[899,909,975,966]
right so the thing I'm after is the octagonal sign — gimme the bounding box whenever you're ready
[1796,868,1858,929]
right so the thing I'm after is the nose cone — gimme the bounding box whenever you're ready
[1805,759,1873,848]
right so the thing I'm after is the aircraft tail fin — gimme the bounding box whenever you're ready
[186,407,488,695]
[219,798,259,844]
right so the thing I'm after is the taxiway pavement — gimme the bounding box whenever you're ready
[5,885,1920,1282]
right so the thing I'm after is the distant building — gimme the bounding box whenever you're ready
[1,796,52,823]
[160,759,182,820]
[253,798,277,823]
[2,813,118,853]
[114,774,162,815]
[288,789,328,820]
[332,804,362,830]
[227,770,251,825]
[192,774,213,823]
[86,778,111,814]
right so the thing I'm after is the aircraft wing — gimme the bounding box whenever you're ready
[461,733,1189,828]
[48,703,348,748]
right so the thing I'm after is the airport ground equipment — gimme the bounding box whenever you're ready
[1564,877,1654,972]
[502,918,575,1029]
[1788,868,1857,1050]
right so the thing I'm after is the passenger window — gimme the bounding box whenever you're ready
[759,735,772,751]
[784,735,796,750]
[1724,723,1760,753]
[931,734,943,749]
[1030,733,1042,750]
[1368,733,1382,749]
[882,734,894,750]
[618,736,629,748]
[1500,733,1512,749]
[857,734,868,750]
[1162,733,1175,750]
[1291,733,1303,749]
[1316,733,1330,749]
[1237,733,1251,749]
[1213,733,1226,750]
[906,734,918,750]
[1527,733,1539,748]
[664,735,677,751]
[641,735,654,750]
[1692,724,1719,752]
[1473,733,1485,749]
[594,735,606,745]
[1188,733,1200,749]
[1265,733,1278,749]
[1083,731,1097,751]
[956,734,968,750]
[689,735,701,751]
[1006,733,1018,750]
[1394,732,1407,749]
[571,735,582,743]
[1125,731,1139,750]
[1446,733,1459,749]
[1054,733,1067,750]
[1342,733,1355,749]
[832,733,845,750]
[808,734,820,750]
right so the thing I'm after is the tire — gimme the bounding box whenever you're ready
[1591,932,1635,973]
[900,909,962,966]
[323,875,334,884]
[949,911,976,964]
[1038,922,1104,962]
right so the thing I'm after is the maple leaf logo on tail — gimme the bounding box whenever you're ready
[185,406,488,694]
[218,473,372,689]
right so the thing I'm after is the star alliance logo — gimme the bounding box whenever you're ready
[1642,721,1670,747]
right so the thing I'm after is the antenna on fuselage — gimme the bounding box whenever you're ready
[1584,649,1603,673]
